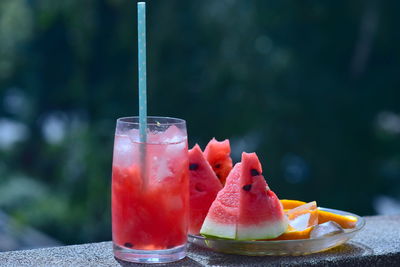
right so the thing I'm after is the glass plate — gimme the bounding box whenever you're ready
[188,207,365,256]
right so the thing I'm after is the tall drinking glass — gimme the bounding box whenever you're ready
[112,116,189,263]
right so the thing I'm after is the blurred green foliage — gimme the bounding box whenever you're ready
[0,0,400,245]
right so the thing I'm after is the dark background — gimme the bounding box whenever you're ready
[0,0,399,246]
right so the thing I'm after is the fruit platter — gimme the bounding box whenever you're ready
[188,138,365,256]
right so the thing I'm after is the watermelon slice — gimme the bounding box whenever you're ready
[203,138,233,185]
[237,152,288,240]
[199,163,242,239]
[188,144,223,235]
[200,152,288,240]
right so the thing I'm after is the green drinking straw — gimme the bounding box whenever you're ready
[138,2,147,143]
[138,2,147,189]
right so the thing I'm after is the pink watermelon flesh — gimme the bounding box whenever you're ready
[203,138,233,185]
[200,163,242,239]
[201,152,288,240]
[189,144,223,235]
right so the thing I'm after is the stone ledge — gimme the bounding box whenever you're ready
[0,215,399,266]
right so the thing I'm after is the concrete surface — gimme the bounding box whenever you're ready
[0,215,399,266]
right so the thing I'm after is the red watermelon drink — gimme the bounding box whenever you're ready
[112,117,189,263]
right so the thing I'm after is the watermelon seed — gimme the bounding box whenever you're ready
[195,183,205,192]
[124,242,134,248]
[250,169,260,176]
[214,163,222,169]
[242,184,252,191]
[217,174,221,179]
[189,163,199,170]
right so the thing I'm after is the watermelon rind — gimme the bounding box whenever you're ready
[236,217,288,240]
[199,218,236,239]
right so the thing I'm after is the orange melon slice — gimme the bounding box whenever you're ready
[270,226,313,240]
[280,199,306,210]
[318,210,357,229]
[280,199,358,229]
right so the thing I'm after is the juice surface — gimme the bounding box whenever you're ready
[112,135,189,250]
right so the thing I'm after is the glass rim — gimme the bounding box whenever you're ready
[116,116,186,126]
